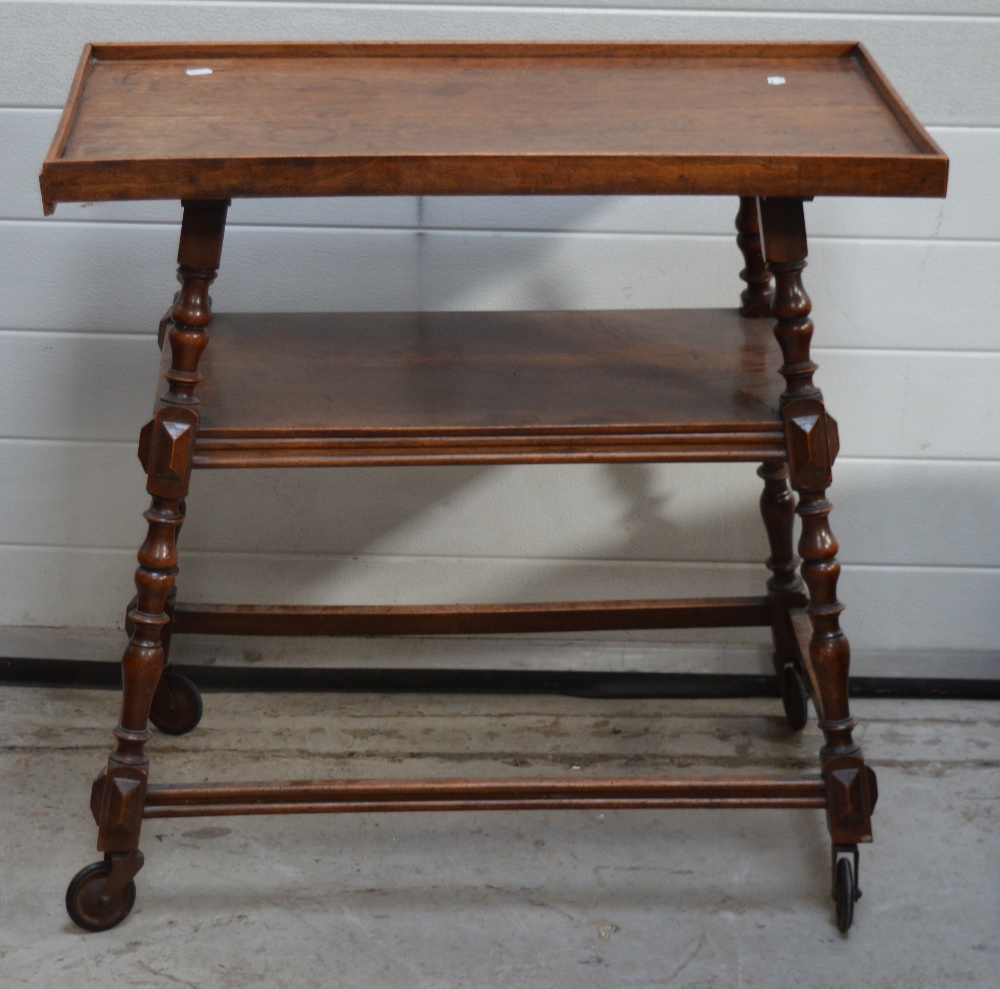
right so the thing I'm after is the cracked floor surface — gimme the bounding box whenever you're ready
[1,686,997,987]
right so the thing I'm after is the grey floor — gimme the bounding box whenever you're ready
[1,684,997,988]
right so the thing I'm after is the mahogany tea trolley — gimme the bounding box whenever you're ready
[40,41,948,933]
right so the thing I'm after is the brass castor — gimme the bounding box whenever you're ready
[65,861,137,932]
[779,661,809,732]
[150,671,203,736]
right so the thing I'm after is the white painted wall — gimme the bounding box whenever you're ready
[1,1,998,661]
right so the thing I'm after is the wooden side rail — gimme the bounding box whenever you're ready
[191,432,790,469]
[171,595,808,637]
[144,775,828,817]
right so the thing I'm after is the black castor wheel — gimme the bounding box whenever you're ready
[149,670,203,735]
[832,847,862,933]
[66,861,137,932]
[833,856,855,932]
[779,661,809,731]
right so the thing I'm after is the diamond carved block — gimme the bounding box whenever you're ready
[782,398,837,492]
[95,768,148,852]
[106,776,144,838]
[157,419,193,482]
[824,757,875,844]
[830,767,864,827]
[145,406,198,498]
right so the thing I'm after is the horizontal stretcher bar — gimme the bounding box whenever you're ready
[171,595,801,637]
[143,775,828,818]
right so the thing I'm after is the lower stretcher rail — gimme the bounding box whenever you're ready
[171,595,798,637]
[143,775,828,817]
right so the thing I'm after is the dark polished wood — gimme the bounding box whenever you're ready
[40,41,948,210]
[759,197,875,845]
[172,597,774,637]
[143,775,828,817]
[91,201,228,894]
[757,463,801,601]
[758,460,811,729]
[759,197,820,407]
[189,309,784,468]
[736,197,774,316]
[758,461,807,665]
[50,41,947,932]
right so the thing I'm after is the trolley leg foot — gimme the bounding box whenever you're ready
[832,843,862,933]
[66,851,143,932]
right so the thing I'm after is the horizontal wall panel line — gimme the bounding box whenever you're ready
[0,436,137,444]
[2,117,991,236]
[0,546,757,566]
[3,329,998,360]
[836,455,1000,465]
[813,347,1000,357]
[930,124,1000,132]
[0,329,155,341]
[5,218,997,249]
[1,445,997,474]
[3,438,994,468]
[0,544,996,576]
[6,8,996,124]
[0,436,139,444]
[20,3,998,21]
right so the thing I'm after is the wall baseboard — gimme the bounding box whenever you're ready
[1,626,996,689]
[2,655,998,701]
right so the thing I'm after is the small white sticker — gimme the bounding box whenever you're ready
[767,76,786,86]
[186,67,213,77]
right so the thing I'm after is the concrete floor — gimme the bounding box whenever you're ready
[1,685,997,988]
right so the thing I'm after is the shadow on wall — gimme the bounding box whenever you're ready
[177,460,778,629]
[57,195,784,640]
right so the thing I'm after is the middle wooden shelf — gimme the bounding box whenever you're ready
[172,307,786,468]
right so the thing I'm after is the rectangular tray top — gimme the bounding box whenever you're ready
[185,308,786,468]
[41,41,947,209]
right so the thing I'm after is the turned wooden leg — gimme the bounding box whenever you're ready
[110,494,185,820]
[68,201,228,931]
[757,460,809,729]
[759,197,877,866]
[146,499,204,735]
[71,490,185,931]
[736,196,774,316]
[124,499,182,659]
[125,582,200,737]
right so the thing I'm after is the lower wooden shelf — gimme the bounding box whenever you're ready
[182,307,786,467]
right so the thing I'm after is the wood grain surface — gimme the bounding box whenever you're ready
[186,308,786,467]
[40,41,948,207]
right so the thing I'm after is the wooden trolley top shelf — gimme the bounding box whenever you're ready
[184,308,786,467]
[41,41,947,210]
